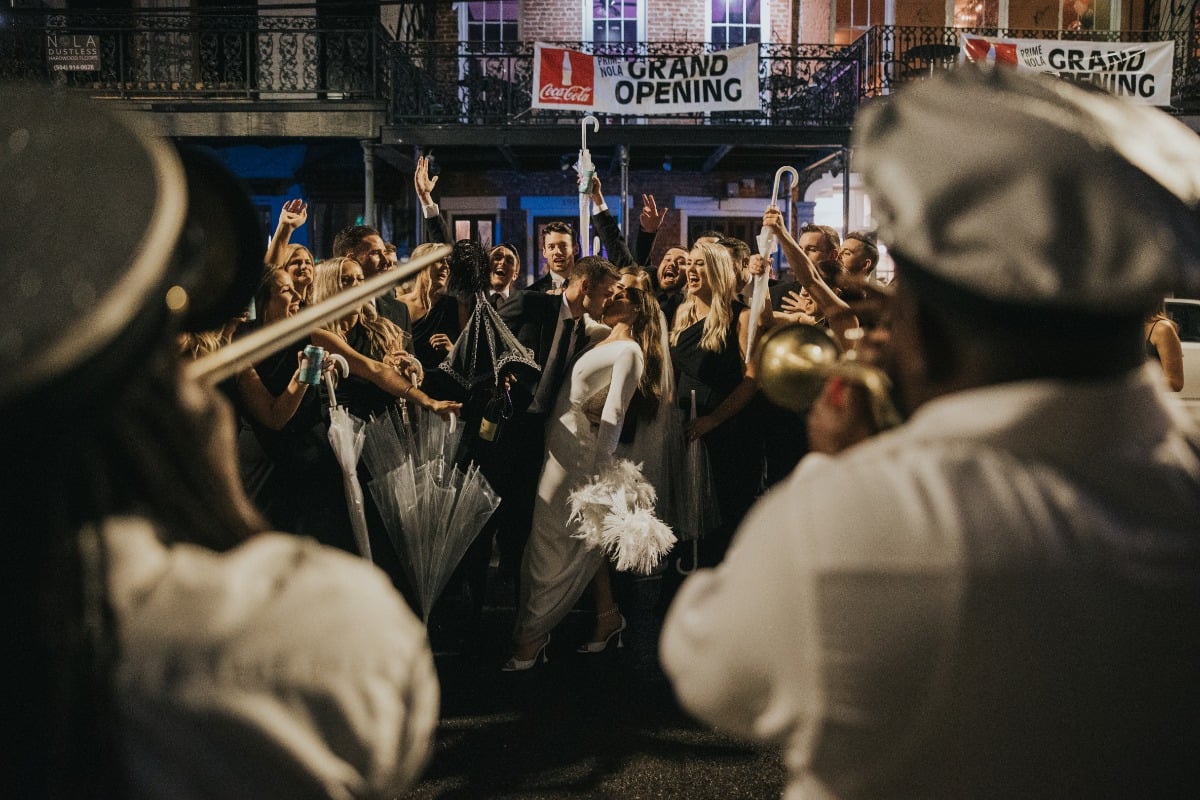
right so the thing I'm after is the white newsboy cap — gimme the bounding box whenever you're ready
[853,65,1200,314]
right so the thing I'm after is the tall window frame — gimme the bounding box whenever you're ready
[708,0,768,49]
[458,0,520,52]
[584,0,646,53]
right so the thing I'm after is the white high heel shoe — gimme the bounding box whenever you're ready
[501,634,550,672]
[577,608,626,654]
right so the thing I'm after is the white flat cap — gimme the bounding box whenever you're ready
[853,66,1200,314]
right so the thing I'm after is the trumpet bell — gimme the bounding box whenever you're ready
[753,323,842,413]
[753,322,904,431]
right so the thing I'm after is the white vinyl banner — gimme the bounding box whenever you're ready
[532,42,761,114]
[961,36,1175,106]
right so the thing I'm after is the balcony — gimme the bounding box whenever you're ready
[4,7,1199,171]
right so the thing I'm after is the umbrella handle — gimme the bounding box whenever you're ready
[771,165,800,209]
[323,353,349,408]
[580,114,599,151]
[675,539,698,575]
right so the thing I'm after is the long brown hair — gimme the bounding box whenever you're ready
[626,285,667,411]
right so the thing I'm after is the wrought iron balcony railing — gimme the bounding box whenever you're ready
[3,7,1199,122]
[1,8,384,100]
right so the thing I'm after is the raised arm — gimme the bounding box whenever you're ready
[764,206,858,347]
[636,194,668,266]
[587,175,636,267]
[414,155,452,244]
[265,199,307,268]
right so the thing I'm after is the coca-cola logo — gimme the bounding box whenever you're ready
[539,84,593,103]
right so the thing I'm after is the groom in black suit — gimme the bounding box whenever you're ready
[481,256,620,596]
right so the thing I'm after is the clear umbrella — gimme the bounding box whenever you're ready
[674,389,722,574]
[322,354,373,560]
[362,404,500,621]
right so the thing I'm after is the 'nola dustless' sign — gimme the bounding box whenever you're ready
[532,43,760,114]
[47,33,100,72]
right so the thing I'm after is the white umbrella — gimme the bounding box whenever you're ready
[577,114,600,256]
[746,165,800,363]
[322,354,373,560]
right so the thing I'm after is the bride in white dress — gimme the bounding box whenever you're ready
[505,280,670,670]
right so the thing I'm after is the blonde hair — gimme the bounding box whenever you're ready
[281,243,315,304]
[670,241,738,353]
[312,257,409,360]
[409,242,446,306]
[177,330,227,360]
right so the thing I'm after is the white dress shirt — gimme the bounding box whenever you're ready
[661,365,1200,798]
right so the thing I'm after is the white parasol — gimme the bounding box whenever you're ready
[322,354,373,560]
[746,165,800,363]
[361,405,500,621]
[577,114,600,256]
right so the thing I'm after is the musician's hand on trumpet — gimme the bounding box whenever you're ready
[807,376,881,455]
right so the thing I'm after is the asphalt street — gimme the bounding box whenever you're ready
[401,571,787,799]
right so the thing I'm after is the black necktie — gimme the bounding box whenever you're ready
[490,292,503,308]
[569,317,587,361]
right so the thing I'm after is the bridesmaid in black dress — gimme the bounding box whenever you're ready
[397,243,471,404]
[669,241,766,567]
[232,268,356,553]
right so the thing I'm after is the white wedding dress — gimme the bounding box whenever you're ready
[513,339,644,644]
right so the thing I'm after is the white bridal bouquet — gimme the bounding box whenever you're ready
[567,459,676,575]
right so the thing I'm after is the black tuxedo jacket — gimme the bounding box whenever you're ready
[498,289,571,413]
[525,271,563,293]
[589,209,659,268]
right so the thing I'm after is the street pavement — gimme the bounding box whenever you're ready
[402,571,787,799]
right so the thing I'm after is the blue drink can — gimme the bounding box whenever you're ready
[299,344,325,385]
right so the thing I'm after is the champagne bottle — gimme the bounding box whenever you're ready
[479,383,511,443]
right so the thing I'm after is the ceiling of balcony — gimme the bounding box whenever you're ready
[381,123,852,177]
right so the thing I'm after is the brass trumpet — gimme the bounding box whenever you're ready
[752,323,903,431]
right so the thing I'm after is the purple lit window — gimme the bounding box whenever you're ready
[466,0,519,46]
[711,0,761,49]
[592,0,639,48]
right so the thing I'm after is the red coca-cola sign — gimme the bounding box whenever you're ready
[537,47,594,107]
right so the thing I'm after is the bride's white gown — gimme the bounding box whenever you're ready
[513,339,644,644]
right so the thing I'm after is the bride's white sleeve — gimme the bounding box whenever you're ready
[594,346,644,470]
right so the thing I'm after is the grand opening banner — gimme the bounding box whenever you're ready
[961,36,1174,105]
[532,43,761,114]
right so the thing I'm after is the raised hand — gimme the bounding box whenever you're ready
[762,205,784,232]
[640,194,668,232]
[278,198,308,231]
[414,155,438,203]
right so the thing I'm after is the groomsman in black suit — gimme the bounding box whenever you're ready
[333,223,412,333]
